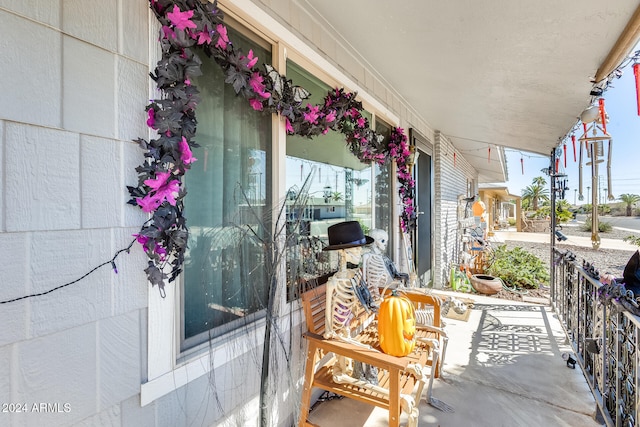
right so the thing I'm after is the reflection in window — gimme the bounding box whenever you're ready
[181,26,272,349]
[374,120,393,256]
[285,61,373,299]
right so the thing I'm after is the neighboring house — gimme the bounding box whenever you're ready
[1,1,637,426]
[479,185,523,233]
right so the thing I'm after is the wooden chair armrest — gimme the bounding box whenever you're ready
[395,289,442,328]
[417,324,447,338]
[303,332,411,371]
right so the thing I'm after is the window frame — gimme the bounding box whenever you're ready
[178,20,274,351]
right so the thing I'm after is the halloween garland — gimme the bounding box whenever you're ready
[128,0,416,290]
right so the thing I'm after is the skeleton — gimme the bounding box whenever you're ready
[362,229,409,293]
[322,246,421,424]
[324,235,453,421]
[323,246,364,341]
[363,229,452,379]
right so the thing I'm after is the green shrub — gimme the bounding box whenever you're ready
[581,216,612,232]
[486,245,549,289]
[508,218,516,226]
[623,235,640,247]
[535,203,573,223]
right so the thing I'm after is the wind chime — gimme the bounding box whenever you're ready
[577,99,613,249]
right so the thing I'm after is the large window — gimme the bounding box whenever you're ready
[181,25,272,349]
[285,61,374,299]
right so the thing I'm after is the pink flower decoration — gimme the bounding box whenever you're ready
[179,137,197,164]
[137,195,162,213]
[133,233,149,246]
[303,104,320,124]
[249,98,263,111]
[147,108,155,128]
[196,25,212,45]
[215,24,229,50]
[357,117,366,128]
[246,49,258,68]
[155,180,180,206]
[285,117,294,134]
[161,25,176,40]
[144,172,171,191]
[325,110,336,123]
[167,5,196,31]
[249,73,270,99]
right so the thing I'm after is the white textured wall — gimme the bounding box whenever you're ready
[0,1,150,426]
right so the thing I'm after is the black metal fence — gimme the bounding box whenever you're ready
[552,248,638,426]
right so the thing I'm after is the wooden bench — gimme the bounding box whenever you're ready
[298,284,445,427]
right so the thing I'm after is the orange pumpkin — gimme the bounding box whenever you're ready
[377,290,416,356]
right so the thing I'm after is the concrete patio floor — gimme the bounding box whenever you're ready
[305,291,602,427]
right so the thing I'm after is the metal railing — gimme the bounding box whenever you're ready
[552,248,638,426]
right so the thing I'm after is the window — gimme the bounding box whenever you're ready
[285,61,373,299]
[181,25,272,350]
[374,119,393,256]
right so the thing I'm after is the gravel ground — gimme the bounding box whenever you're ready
[461,222,640,302]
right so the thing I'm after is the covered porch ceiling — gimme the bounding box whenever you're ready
[299,1,640,182]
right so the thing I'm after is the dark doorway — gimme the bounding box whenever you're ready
[411,130,433,285]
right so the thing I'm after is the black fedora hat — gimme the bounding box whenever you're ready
[323,221,374,251]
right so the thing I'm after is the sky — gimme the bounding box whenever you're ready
[504,52,640,205]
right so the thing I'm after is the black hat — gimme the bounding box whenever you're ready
[322,221,374,251]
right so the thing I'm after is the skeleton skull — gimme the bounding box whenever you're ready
[369,229,388,254]
[343,246,363,265]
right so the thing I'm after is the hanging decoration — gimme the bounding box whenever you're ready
[578,101,612,250]
[607,140,614,201]
[571,134,576,162]
[563,143,567,168]
[487,146,491,163]
[578,140,583,201]
[128,0,417,289]
[598,98,607,134]
[634,63,640,116]
[520,157,524,175]
[453,151,456,168]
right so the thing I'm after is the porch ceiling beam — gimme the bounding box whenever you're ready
[595,3,640,82]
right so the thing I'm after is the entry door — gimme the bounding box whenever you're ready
[415,145,433,284]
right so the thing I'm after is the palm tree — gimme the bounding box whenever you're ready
[532,176,547,187]
[522,183,549,211]
[619,193,640,216]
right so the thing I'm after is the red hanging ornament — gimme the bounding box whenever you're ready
[563,143,567,168]
[583,122,588,136]
[571,135,576,162]
[598,98,607,134]
[555,158,559,173]
[453,152,457,168]
[634,63,640,116]
[488,146,491,163]
[520,157,524,175]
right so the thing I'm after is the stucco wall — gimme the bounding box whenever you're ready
[0,1,151,425]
